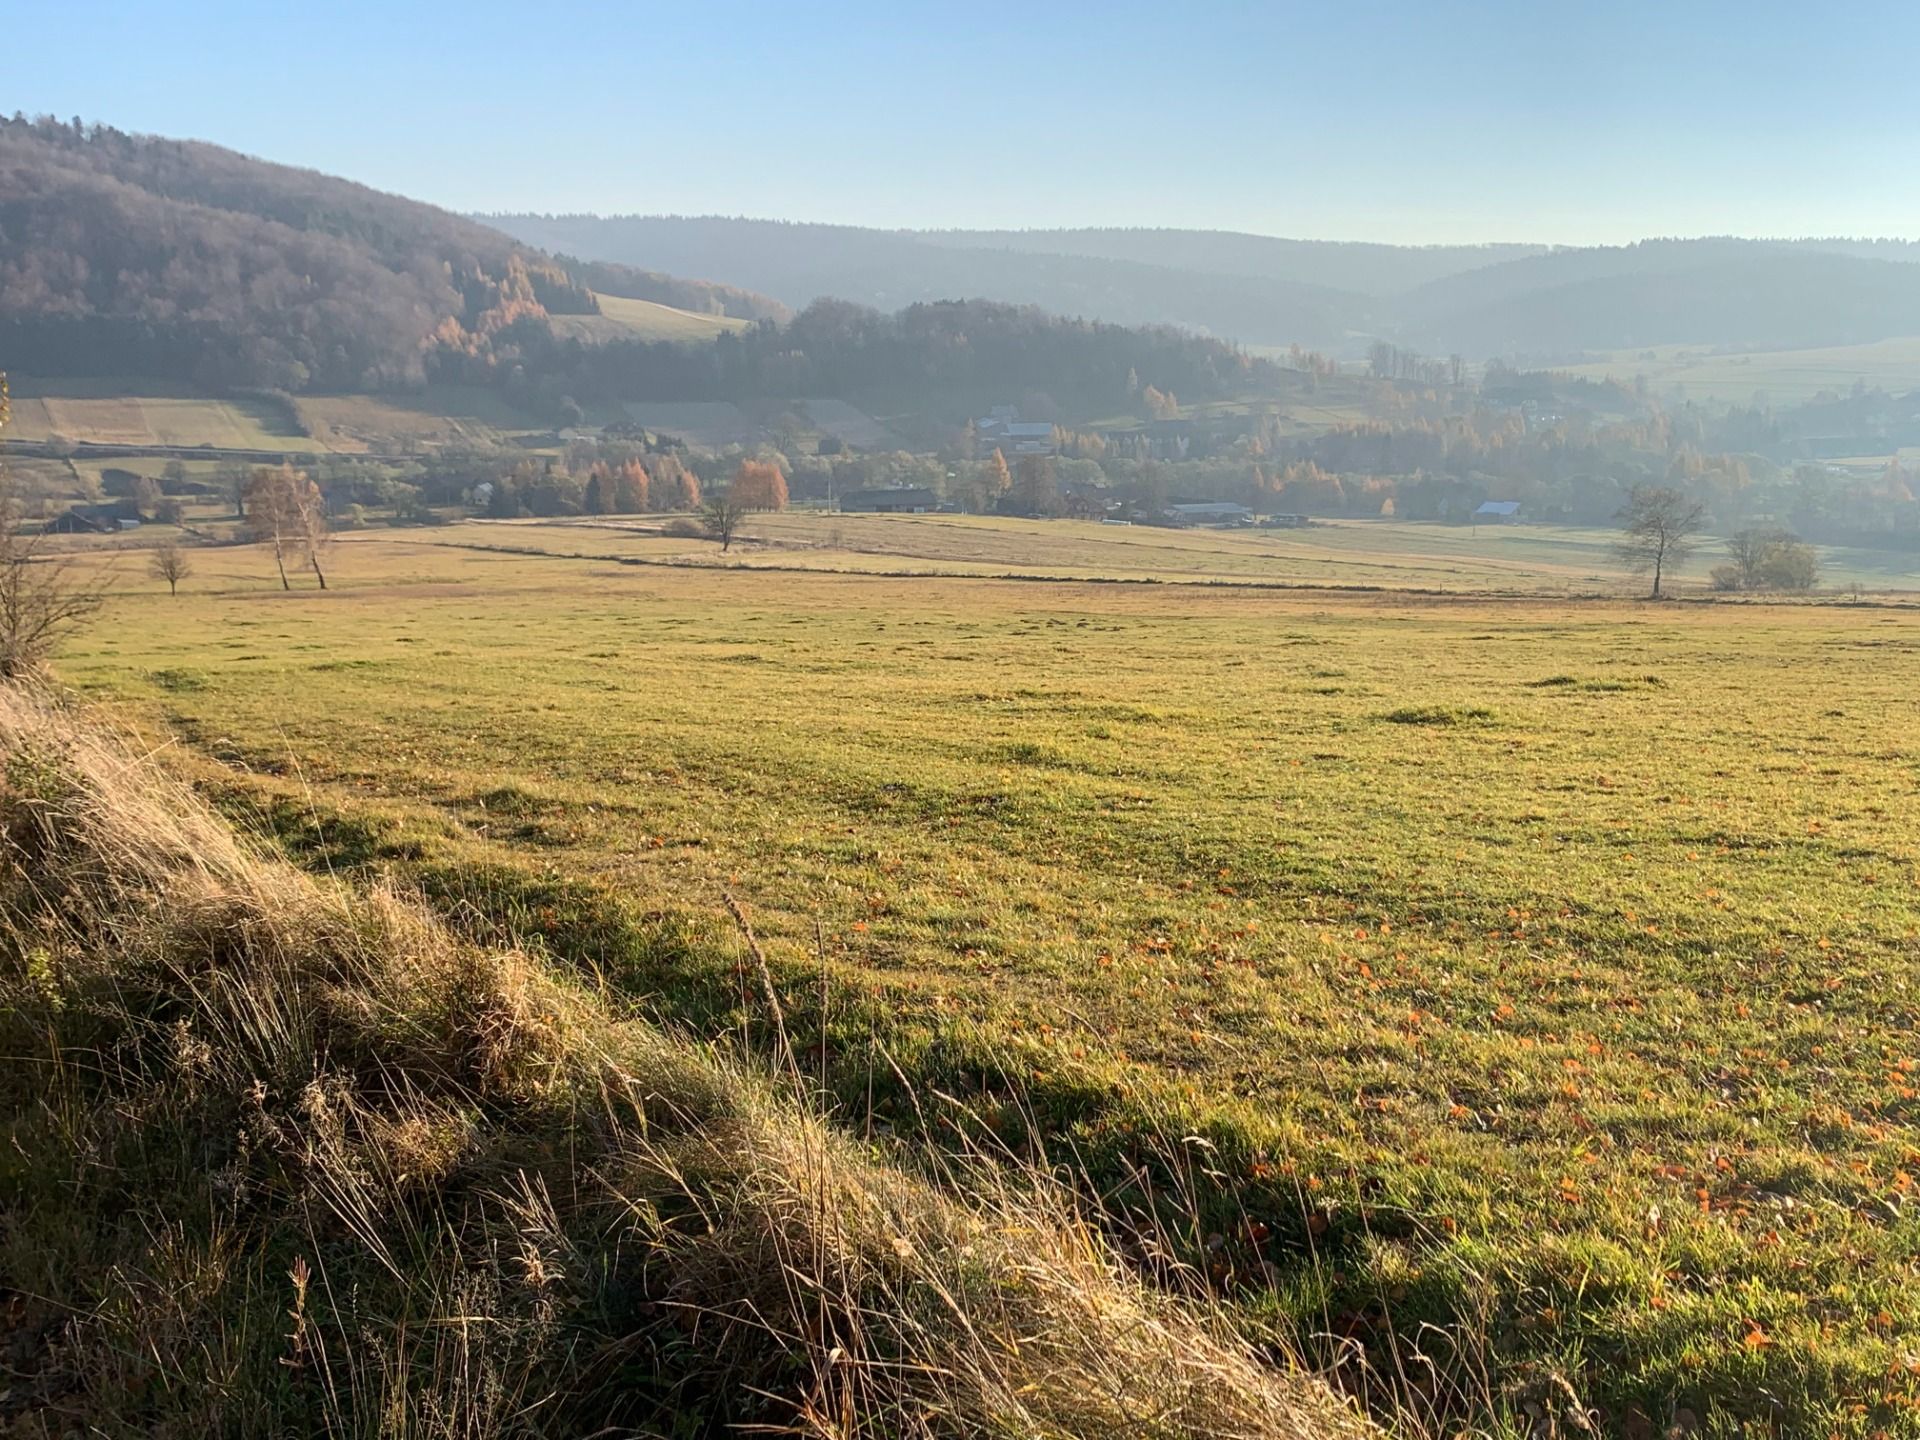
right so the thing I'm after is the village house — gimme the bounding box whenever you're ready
[1162,501,1253,527]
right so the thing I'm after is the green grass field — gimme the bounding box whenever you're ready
[292,385,544,451]
[550,291,752,345]
[1560,336,1920,405]
[48,529,1920,1436]
[4,378,554,454]
[458,511,1920,593]
[6,376,304,450]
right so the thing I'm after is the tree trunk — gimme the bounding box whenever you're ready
[311,555,328,591]
[273,539,290,591]
[1651,550,1663,598]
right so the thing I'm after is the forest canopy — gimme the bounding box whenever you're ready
[0,117,781,393]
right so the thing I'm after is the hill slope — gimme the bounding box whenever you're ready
[918,227,1544,295]
[481,214,1370,347]
[492,216,1920,362]
[0,685,1367,1440]
[1399,239,1920,358]
[0,118,783,392]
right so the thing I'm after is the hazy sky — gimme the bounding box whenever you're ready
[13,0,1920,244]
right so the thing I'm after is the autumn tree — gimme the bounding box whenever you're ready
[975,449,1012,511]
[148,539,193,596]
[132,474,163,520]
[731,459,789,511]
[582,464,615,515]
[613,458,649,513]
[651,453,698,511]
[244,464,330,590]
[1614,485,1705,598]
[702,493,749,551]
[1140,385,1179,421]
[1010,455,1062,517]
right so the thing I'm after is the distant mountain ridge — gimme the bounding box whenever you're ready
[476,215,1371,348]
[914,228,1547,296]
[484,214,1920,361]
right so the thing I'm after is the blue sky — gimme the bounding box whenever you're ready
[11,0,1920,243]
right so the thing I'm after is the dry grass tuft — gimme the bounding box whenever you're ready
[0,685,1368,1440]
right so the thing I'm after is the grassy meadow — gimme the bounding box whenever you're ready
[551,291,753,344]
[1559,336,1920,406]
[46,525,1920,1436]
[446,511,1920,593]
[5,376,304,449]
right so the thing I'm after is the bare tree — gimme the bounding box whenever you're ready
[149,540,193,596]
[702,493,748,552]
[244,464,329,590]
[245,465,296,589]
[1724,527,1819,592]
[0,373,103,675]
[0,378,100,675]
[298,484,331,590]
[0,524,105,677]
[1614,486,1706,598]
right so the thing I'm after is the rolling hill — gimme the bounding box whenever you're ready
[917,227,1545,295]
[1395,240,1920,360]
[487,216,1920,363]
[479,215,1370,348]
[0,117,784,394]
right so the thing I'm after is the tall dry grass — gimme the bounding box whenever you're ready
[0,685,1371,1440]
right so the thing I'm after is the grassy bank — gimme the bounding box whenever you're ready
[0,685,1365,1438]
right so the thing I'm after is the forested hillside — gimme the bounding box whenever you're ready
[0,118,782,393]
[918,228,1544,295]
[496,215,1920,360]
[481,215,1367,347]
[457,295,1286,420]
[1398,240,1920,358]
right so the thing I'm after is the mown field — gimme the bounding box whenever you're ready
[550,291,752,344]
[455,511,1920,593]
[2,376,555,454]
[54,533,1920,1436]
[5,376,303,449]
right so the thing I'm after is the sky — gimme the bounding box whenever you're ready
[11,0,1920,245]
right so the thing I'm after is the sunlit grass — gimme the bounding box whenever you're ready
[57,534,1920,1435]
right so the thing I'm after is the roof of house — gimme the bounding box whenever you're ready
[1475,500,1521,516]
[1167,501,1251,515]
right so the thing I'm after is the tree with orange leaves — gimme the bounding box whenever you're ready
[731,459,788,512]
[651,453,700,510]
[612,459,649,513]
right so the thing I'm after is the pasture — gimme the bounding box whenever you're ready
[1560,335,1920,405]
[292,385,540,451]
[550,291,752,344]
[455,511,1920,593]
[52,530,1920,1436]
[3,377,546,454]
[4,376,302,449]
